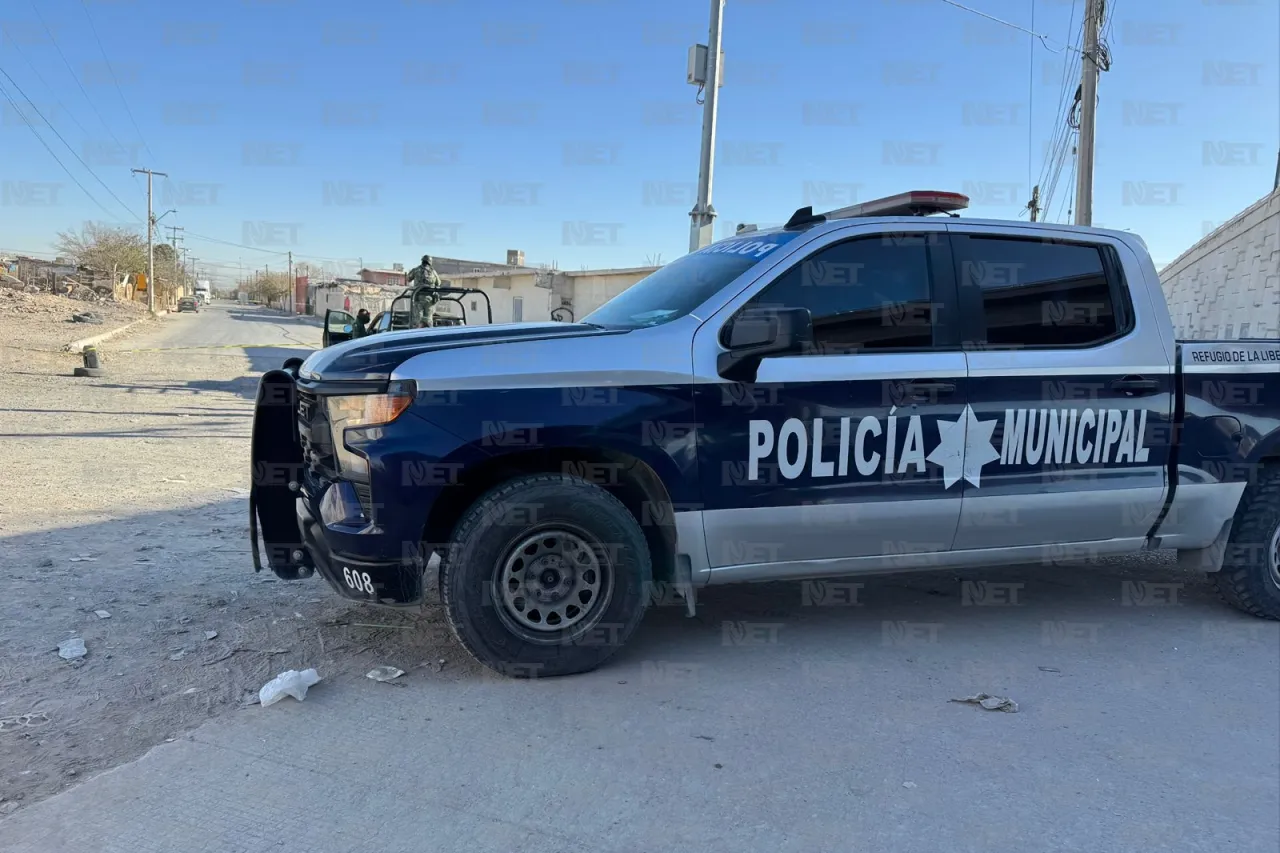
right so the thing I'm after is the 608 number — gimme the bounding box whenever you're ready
[342,567,375,596]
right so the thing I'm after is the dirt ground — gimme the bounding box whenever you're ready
[0,289,152,357]
[0,313,475,815]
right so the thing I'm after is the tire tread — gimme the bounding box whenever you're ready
[439,473,652,676]
[1211,465,1280,620]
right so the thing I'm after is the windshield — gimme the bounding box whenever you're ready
[582,231,805,329]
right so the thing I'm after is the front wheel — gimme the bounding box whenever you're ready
[440,474,652,677]
[1212,466,1280,620]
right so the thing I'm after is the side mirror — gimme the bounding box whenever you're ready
[717,306,813,382]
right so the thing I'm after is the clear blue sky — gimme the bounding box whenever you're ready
[2,0,1276,286]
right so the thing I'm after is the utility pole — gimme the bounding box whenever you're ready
[131,168,167,313]
[1027,185,1041,222]
[166,225,184,296]
[688,0,725,253]
[287,250,294,313]
[1073,0,1103,226]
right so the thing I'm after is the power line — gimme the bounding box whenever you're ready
[78,0,157,164]
[5,40,97,142]
[0,80,122,222]
[26,0,142,196]
[181,230,360,265]
[937,0,1083,54]
[0,64,140,220]
[1025,0,1037,216]
[1037,0,1085,219]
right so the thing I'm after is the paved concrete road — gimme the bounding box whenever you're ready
[3,305,1276,852]
[6,568,1277,852]
[121,300,321,363]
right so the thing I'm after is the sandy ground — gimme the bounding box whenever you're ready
[0,304,475,814]
[0,289,152,357]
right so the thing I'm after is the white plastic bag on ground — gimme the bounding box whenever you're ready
[258,669,321,706]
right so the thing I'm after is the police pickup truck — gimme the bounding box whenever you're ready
[250,190,1280,677]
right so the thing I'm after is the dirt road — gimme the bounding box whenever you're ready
[0,303,469,812]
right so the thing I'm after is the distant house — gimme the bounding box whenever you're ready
[3,255,83,291]
[357,252,537,287]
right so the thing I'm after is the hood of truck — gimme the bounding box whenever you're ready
[390,315,700,392]
[298,322,623,383]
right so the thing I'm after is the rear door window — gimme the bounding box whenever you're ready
[953,235,1130,348]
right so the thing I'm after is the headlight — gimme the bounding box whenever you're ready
[326,380,416,478]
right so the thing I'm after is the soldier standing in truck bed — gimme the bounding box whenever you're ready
[407,255,440,289]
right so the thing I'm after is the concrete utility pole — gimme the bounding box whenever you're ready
[132,168,167,313]
[688,0,725,253]
[1073,0,1103,226]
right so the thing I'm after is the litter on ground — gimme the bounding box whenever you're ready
[259,669,322,706]
[950,693,1019,713]
[366,666,405,683]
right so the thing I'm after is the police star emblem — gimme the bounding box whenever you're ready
[926,405,1001,489]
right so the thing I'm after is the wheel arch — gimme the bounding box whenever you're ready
[422,445,680,585]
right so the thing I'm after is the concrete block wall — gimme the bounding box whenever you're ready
[1159,188,1280,339]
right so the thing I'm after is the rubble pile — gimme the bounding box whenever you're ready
[0,288,150,351]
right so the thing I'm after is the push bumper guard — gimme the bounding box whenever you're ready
[249,359,314,580]
[249,360,425,606]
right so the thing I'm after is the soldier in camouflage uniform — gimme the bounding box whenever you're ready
[407,255,441,289]
[407,255,442,327]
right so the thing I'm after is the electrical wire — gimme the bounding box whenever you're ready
[1037,0,1085,220]
[5,40,98,143]
[0,65,140,220]
[937,0,1083,54]
[78,0,157,164]
[0,80,122,222]
[1037,3,1081,195]
[27,0,141,188]
[1025,0,1037,218]
[181,230,362,265]
[1060,148,1078,222]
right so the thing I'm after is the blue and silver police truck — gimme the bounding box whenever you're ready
[250,190,1280,677]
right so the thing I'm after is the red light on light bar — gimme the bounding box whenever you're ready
[825,190,970,219]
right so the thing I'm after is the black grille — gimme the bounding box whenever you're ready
[296,388,373,519]
[296,389,337,484]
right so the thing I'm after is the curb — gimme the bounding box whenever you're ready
[63,312,163,353]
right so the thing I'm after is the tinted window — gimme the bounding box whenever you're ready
[960,237,1119,347]
[583,231,806,329]
[743,235,937,353]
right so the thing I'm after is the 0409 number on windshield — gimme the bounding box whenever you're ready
[342,567,375,596]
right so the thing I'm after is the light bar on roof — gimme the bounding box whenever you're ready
[823,190,970,219]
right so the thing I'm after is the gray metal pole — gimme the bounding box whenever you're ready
[688,0,724,253]
[1073,0,1101,226]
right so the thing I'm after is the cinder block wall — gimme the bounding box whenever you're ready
[1159,188,1280,339]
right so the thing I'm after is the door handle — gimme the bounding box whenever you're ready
[902,380,956,400]
[1110,376,1160,396]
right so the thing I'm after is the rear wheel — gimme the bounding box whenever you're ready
[1211,465,1280,620]
[440,474,652,677]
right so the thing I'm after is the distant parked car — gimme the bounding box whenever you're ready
[177,297,199,313]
